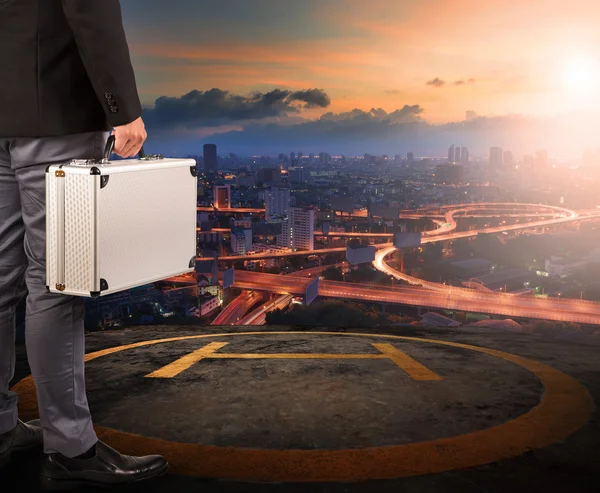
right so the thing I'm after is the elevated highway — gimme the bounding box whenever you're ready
[229,271,600,325]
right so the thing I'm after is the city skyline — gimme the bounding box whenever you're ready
[121,0,600,158]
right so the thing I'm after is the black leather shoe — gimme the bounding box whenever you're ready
[0,419,43,468]
[40,440,168,490]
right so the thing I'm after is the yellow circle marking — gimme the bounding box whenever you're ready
[13,331,595,482]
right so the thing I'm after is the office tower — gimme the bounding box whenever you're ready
[256,167,281,185]
[210,252,219,285]
[460,147,469,164]
[289,167,304,183]
[278,206,314,251]
[203,144,218,175]
[231,228,252,255]
[319,152,331,165]
[309,153,315,162]
[407,152,414,162]
[290,152,295,161]
[455,147,461,163]
[490,147,503,169]
[265,187,290,222]
[298,152,303,159]
[213,185,231,209]
[503,151,514,168]
[448,145,455,163]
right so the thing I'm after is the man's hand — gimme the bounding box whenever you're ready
[111,117,147,158]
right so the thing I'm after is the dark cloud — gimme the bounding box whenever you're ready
[318,105,423,124]
[142,87,330,129]
[288,89,331,108]
[138,89,596,159]
[426,78,445,87]
[454,78,476,85]
[147,107,594,160]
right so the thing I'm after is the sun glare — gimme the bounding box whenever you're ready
[562,56,600,91]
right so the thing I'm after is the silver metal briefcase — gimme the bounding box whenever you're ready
[45,136,198,298]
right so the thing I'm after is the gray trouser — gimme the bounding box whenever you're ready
[0,130,110,457]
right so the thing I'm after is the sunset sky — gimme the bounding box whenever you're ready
[120,0,600,159]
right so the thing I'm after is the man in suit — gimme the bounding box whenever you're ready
[0,0,169,488]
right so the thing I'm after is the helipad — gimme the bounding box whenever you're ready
[12,328,595,483]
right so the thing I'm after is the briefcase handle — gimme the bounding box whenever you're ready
[102,136,164,162]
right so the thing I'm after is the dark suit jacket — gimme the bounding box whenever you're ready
[0,0,142,138]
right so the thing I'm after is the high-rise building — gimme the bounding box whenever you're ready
[277,206,314,251]
[256,167,281,186]
[203,144,218,176]
[289,167,305,183]
[490,147,504,169]
[455,147,461,163]
[265,187,290,222]
[318,152,331,165]
[448,145,456,163]
[503,151,514,169]
[460,147,469,164]
[230,228,252,255]
[213,185,231,209]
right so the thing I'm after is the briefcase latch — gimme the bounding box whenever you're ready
[69,159,98,166]
[139,154,164,160]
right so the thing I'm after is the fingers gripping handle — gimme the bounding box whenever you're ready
[103,135,146,161]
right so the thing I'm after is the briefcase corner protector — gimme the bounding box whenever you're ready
[90,279,109,298]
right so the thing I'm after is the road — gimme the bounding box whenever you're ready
[229,271,600,325]
[199,202,600,325]
[198,204,596,262]
[239,294,294,325]
[211,290,265,325]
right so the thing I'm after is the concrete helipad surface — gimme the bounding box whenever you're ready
[3,325,600,492]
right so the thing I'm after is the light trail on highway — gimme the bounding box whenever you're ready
[239,294,294,325]
[198,203,596,262]
[230,271,600,325]
[209,202,600,325]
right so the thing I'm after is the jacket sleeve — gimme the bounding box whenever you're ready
[61,0,142,127]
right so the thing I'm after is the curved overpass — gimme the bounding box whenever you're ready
[211,203,600,324]
[230,271,600,325]
[372,205,597,297]
[200,203,587,262]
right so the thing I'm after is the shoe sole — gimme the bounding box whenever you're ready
[39,462,169,491]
